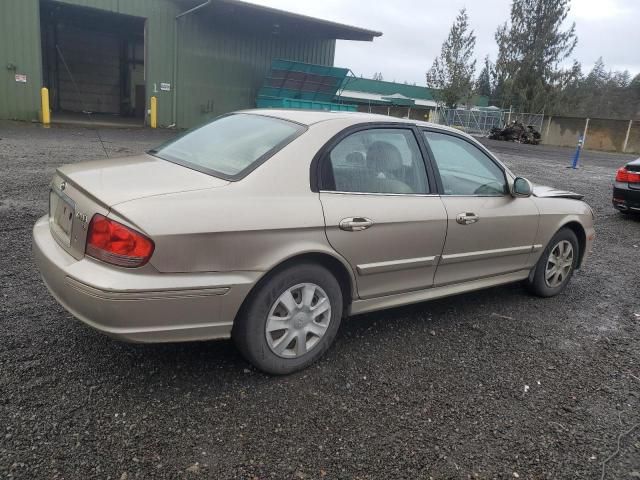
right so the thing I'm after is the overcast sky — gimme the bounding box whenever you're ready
[247,0,639,85]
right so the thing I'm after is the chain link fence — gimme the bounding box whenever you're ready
[434,108,544,136]
[505,112,545,132]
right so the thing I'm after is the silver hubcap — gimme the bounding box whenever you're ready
[545,240,574,288]
[265,283,332,359]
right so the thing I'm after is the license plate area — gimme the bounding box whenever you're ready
[49,188,75,247]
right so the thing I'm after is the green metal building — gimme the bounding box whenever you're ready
[0,0,380,128]
[338,77,490,121]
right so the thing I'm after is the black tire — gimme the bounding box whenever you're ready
[526,228,580,298]
[232,263,343,375]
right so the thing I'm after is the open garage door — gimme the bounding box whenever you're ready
[40,1,146,123]
[56,26,121,113]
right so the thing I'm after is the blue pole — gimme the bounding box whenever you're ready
[571,135,584,169]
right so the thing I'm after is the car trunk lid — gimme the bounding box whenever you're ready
[625,158,640,172]
[49,154,228,260]
[56,154,228,206]
[624,158,640,190]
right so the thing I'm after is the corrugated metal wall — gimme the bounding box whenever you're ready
[0,0,338,127]
[0,0,43,121]
[177,14,336,127]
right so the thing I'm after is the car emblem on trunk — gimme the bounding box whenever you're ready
[76,212,88,230]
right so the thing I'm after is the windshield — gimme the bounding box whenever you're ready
[150,114,305,180]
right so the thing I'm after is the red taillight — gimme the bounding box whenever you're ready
[85,214,154,268]
[616,167,640,183]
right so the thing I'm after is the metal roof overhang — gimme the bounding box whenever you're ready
[381,93,415,106]
[339,90,438,108]
[176,0,382,41]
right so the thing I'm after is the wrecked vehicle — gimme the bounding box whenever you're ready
[489,121,542,145]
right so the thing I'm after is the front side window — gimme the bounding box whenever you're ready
[322,129,429,194]
[151,113,305,180]
[423,131,507,196]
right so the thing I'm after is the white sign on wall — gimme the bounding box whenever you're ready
[15,74,27,83]
[160,83,171,92]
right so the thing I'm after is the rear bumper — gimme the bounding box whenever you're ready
[32,215,259,343]
[613,183,640,212]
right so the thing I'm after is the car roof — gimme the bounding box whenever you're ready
[240,108,470,138]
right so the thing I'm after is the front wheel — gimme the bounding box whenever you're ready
[232,263,343,375]
[526,228,580,297]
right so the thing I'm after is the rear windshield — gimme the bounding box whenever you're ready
[150,113,306,180]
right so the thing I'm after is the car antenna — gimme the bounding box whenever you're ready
[55,45,110,159]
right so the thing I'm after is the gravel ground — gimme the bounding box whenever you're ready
[1,121,639,480]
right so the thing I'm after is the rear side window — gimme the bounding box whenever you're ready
[151,114,305,180]
[322,128,429,194]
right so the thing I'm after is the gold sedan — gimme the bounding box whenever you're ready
[33,110,595,374]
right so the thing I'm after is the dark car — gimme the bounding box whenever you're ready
[613,158,640,214]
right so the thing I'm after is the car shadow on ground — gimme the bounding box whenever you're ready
[65,281,530,387]
[617,212,640,223]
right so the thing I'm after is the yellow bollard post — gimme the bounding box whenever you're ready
[41,87,51,126]
[150,96,158,129]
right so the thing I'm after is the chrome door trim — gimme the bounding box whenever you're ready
[438,194,510,198]
[320,190,440,198]
[440,245,536,265]
[357,256,438,275]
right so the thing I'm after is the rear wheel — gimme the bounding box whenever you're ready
[232,263,343,375]
[526,228,579,297]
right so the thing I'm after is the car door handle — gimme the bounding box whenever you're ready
[339,217,374,232]
[456,212,480,225]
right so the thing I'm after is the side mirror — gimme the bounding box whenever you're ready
[512,177,533,198]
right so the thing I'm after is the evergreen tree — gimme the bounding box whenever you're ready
[426,8,477,108]
[551,58,640,119]
[475,56,493,98]
[584,58,608,89]
[494,0,577,112]
[633,74,640,118]
[611,70,631,88]
[548,60,583,115]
